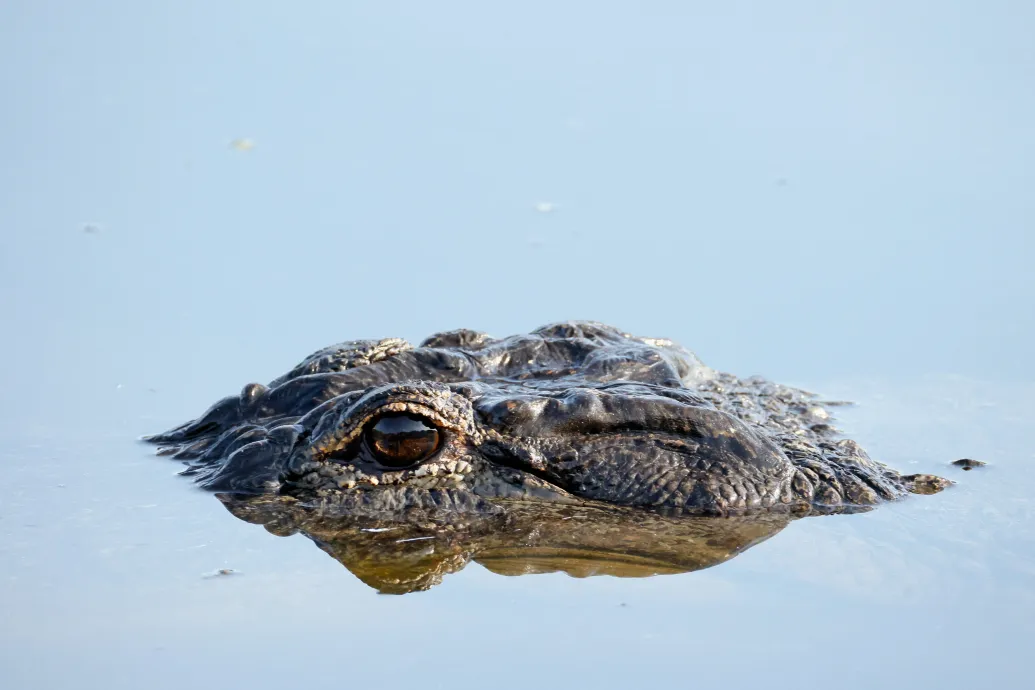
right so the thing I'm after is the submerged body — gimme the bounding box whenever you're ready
[147,322,947,517]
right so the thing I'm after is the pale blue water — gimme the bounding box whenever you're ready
[1,2,1033,688]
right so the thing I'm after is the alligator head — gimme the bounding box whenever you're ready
[145,322,948,518]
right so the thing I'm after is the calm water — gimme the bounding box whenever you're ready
[2,2,1033,688]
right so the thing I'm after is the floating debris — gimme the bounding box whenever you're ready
[229,138,256,152]
[202,568,238,578]
[533,201,557,213]
[82,223,101,234]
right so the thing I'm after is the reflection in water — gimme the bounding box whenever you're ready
[219,495,794,594]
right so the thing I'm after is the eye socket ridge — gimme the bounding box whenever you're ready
[363,412,443,469]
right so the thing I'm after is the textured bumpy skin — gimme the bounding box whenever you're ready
[146,322,949,517]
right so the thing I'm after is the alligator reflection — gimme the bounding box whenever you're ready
[219,495,794,594]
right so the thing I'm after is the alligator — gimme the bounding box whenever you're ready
[147,321,952,592]
[147,321,949,516]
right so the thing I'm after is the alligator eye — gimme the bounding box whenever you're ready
[365,413,441,468]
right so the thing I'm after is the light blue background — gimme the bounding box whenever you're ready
[1,2,1032,689]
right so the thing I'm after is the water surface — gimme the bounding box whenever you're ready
[1,2,1032,688]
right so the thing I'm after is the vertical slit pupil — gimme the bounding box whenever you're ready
[367,414,441,467]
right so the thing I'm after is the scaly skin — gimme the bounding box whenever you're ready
[146,322,949,517]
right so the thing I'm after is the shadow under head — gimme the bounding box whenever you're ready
[219,494,794,594]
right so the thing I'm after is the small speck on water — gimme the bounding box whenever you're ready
[229,138,256,152]
[202,568,238,578]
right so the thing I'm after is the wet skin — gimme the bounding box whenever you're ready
[147,321,949,517]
